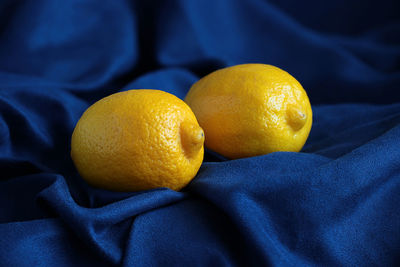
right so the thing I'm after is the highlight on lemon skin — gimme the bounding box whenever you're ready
[71,89,204,192]
[184,63,313,159]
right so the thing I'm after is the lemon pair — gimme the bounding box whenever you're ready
[71,64,312,191]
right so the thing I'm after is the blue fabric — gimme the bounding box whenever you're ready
[1,0,400,266]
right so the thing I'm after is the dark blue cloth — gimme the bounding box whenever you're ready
[1,0,400,266]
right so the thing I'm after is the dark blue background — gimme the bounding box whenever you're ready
[1,0,400,266]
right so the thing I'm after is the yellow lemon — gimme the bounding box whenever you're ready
[185,64,312,159]
[71,89,204,191]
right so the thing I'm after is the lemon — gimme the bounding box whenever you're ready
[184,64,312,159]
[71,89,204,191]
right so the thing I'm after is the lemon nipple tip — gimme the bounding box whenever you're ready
[286,106,307,131]
[180,122,204,158]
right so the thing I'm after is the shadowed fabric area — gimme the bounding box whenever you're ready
[0,0,400,266]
